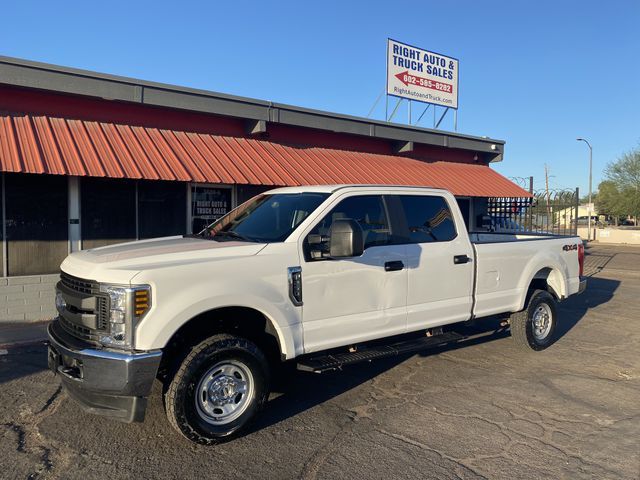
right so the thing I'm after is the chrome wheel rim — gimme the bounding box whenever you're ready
[195,360,254,426]
[532,303,553,341]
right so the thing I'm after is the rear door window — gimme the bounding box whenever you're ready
[398,195,457,243]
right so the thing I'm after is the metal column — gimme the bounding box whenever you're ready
[68,176,81,253]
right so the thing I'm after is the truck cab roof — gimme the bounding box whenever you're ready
[265,184,452,195]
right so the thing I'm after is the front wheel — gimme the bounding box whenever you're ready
[510,289,558,351]
[164,334,270,444]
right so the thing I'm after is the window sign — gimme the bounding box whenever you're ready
[191,186,232,234]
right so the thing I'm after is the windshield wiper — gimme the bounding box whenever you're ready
[213,230,254,242]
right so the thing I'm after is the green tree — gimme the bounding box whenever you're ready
[604,146,640,220]
[596,181,623,224]
[621,187,640,219]
[579,193,597,205]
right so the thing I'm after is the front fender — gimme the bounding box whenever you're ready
[132,246,304,358]
[136,288,302,359]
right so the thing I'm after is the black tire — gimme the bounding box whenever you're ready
[510,289,558,351]
[164,334,270,445]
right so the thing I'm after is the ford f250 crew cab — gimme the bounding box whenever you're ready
[47,185,586,444]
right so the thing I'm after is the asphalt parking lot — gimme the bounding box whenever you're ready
[1,244,639,480]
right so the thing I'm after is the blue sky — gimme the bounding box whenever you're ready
[2,0,638,195]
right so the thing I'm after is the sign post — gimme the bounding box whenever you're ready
[386,39,459,128]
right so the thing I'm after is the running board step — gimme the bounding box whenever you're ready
[297,331,464,373]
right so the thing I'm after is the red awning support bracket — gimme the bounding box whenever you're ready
[393,141,414,154]
[245,119,267,136]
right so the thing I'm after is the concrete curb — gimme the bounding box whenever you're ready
[0,320,50,348]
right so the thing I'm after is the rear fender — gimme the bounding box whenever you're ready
[517,254,569,311]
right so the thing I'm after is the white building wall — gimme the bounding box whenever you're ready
[0,274,58,323]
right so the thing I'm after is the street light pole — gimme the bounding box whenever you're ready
[576,138,593,241]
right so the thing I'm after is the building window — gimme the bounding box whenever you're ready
[190,185,232,234]
[5,173,68,275]
[82,178,136,249]
[138,181,187,239]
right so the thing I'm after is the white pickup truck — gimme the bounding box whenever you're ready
[47,185,586,444]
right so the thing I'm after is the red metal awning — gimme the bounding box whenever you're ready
[0,111,530,197]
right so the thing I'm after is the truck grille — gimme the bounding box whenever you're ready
[59,315,103,343]
[60,271,100,295]
[58,271,109,342]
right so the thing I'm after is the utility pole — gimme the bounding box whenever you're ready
[577,138,593,241]
[545,164,552,229]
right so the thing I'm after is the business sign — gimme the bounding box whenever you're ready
[387,38,458,109]
[191,186,231,233]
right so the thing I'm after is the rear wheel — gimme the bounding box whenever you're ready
[164,334,270,444]
[510,290,557,351]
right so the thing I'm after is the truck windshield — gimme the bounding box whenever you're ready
[202,192,329,243]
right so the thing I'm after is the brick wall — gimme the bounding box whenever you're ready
[0,274,59,323]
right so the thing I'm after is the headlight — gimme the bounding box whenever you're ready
[99,284,151,349]
[104,286,127,345]
[106,286,127,322]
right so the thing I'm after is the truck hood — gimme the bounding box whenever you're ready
[60,236,267,284]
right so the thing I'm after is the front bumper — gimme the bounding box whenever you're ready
[47,319,162,423]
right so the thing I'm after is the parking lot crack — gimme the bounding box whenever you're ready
[4,421,27,452]
[299,426,344,480]
[4,386,74,480]
[376,428,488,480]
[37,386,62,415]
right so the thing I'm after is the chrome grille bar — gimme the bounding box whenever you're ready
[58,271,109,342]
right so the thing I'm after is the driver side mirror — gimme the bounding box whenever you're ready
[330,219,364,258]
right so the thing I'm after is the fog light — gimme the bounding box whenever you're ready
[55,292,66,313]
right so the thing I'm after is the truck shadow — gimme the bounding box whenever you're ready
[252,330,514,434]
[0,342,49,385]
[251,275,619,434]
[553,275,619,339]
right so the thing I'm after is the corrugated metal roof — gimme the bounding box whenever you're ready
[0,112,530,197]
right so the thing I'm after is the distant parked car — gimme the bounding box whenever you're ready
[571,216,599,226]
[621,219,636,226]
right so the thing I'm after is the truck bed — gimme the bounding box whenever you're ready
[469,231,577,244]
[469,232,583,319]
